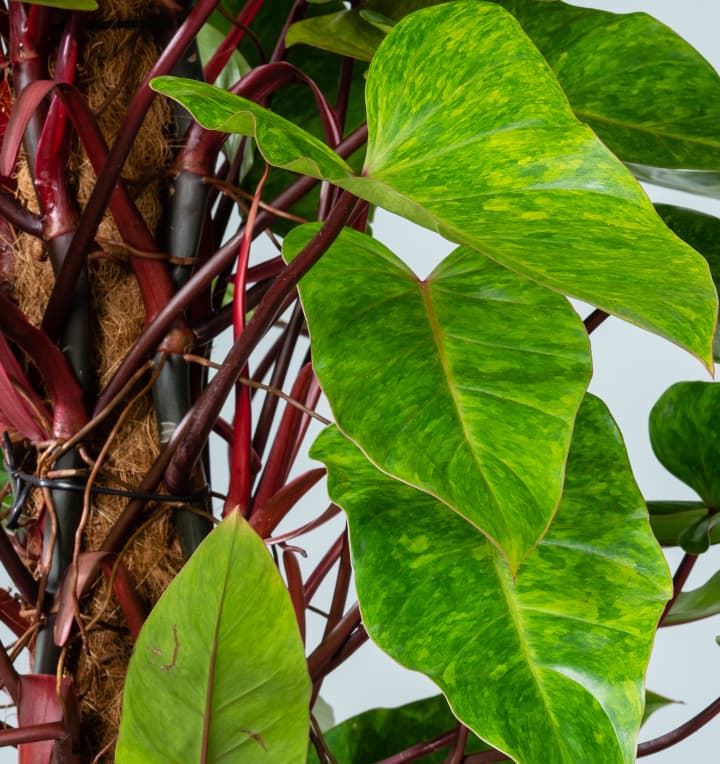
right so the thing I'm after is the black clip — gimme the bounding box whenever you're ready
[1,431,208,531]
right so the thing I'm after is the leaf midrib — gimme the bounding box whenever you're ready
[200,522,237,763]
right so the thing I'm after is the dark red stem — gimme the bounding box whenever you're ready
[0,722,68,746]
[660,552,698,624]
[0,640,18,702]
[307,602,360,680]
[584,308,609,334]
[203,0,265,84]
[304,532,344,603]
[41,0,225,340]
[373,730,457,764]
[638,694,720,756]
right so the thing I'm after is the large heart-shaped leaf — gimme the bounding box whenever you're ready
[312,395,671,763]
[116,512,310,763]
[308,695,489,763]
[285,225,590,571]
[153,2,717,366]
[650,382,720,508]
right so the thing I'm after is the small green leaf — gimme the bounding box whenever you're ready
[647,501,720,548]
[665,569,720,626]
[313,396,671,764]
[24,0,96,8]
[677,513,720,554]
[150,76,353,183]
[286,11,385,61]
[286,225,591,572]
[650,382,720,508]
[116,512,310,763]
[308,695,489,763]
[643,690,679,725]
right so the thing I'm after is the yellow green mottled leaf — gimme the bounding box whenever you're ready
[312,396,671,764]
[285,225,591,571]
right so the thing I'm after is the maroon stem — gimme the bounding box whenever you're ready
[0,528,38,607]
[0,291,87,439]
[584,308,609,334]
[41,0,224,339]
[0,722,68,746]
[373,730,457,764]
[307,602,361,681]
[0,190,41,236]
[638,694,720,756]
[444,725,469,764]
[660,552,698,624]
[320,626,368,678]
[323,530,351,637]
[305,532,345,603]
[0,640,18,703]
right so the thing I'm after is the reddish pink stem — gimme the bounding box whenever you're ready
[203,0,266,84]
[224,166,268,516]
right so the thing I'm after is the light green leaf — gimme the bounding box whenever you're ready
[643,690,679,725]
[24,0,96,8]
[150,76,353,183]
[650,382,720,508]
[116,512,310,764]
[665,570,720,626]
[493,0,720,171]
[286,10,385,60]
[647,501,720,548]
[308,695,489,763]
[286,225,591,571]
[312,395,671,764]
[153,2,717,366]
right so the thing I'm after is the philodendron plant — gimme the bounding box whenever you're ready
[0,0,719,761]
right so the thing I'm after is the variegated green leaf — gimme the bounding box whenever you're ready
[312,395,671,764]
[285,225,591,571]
